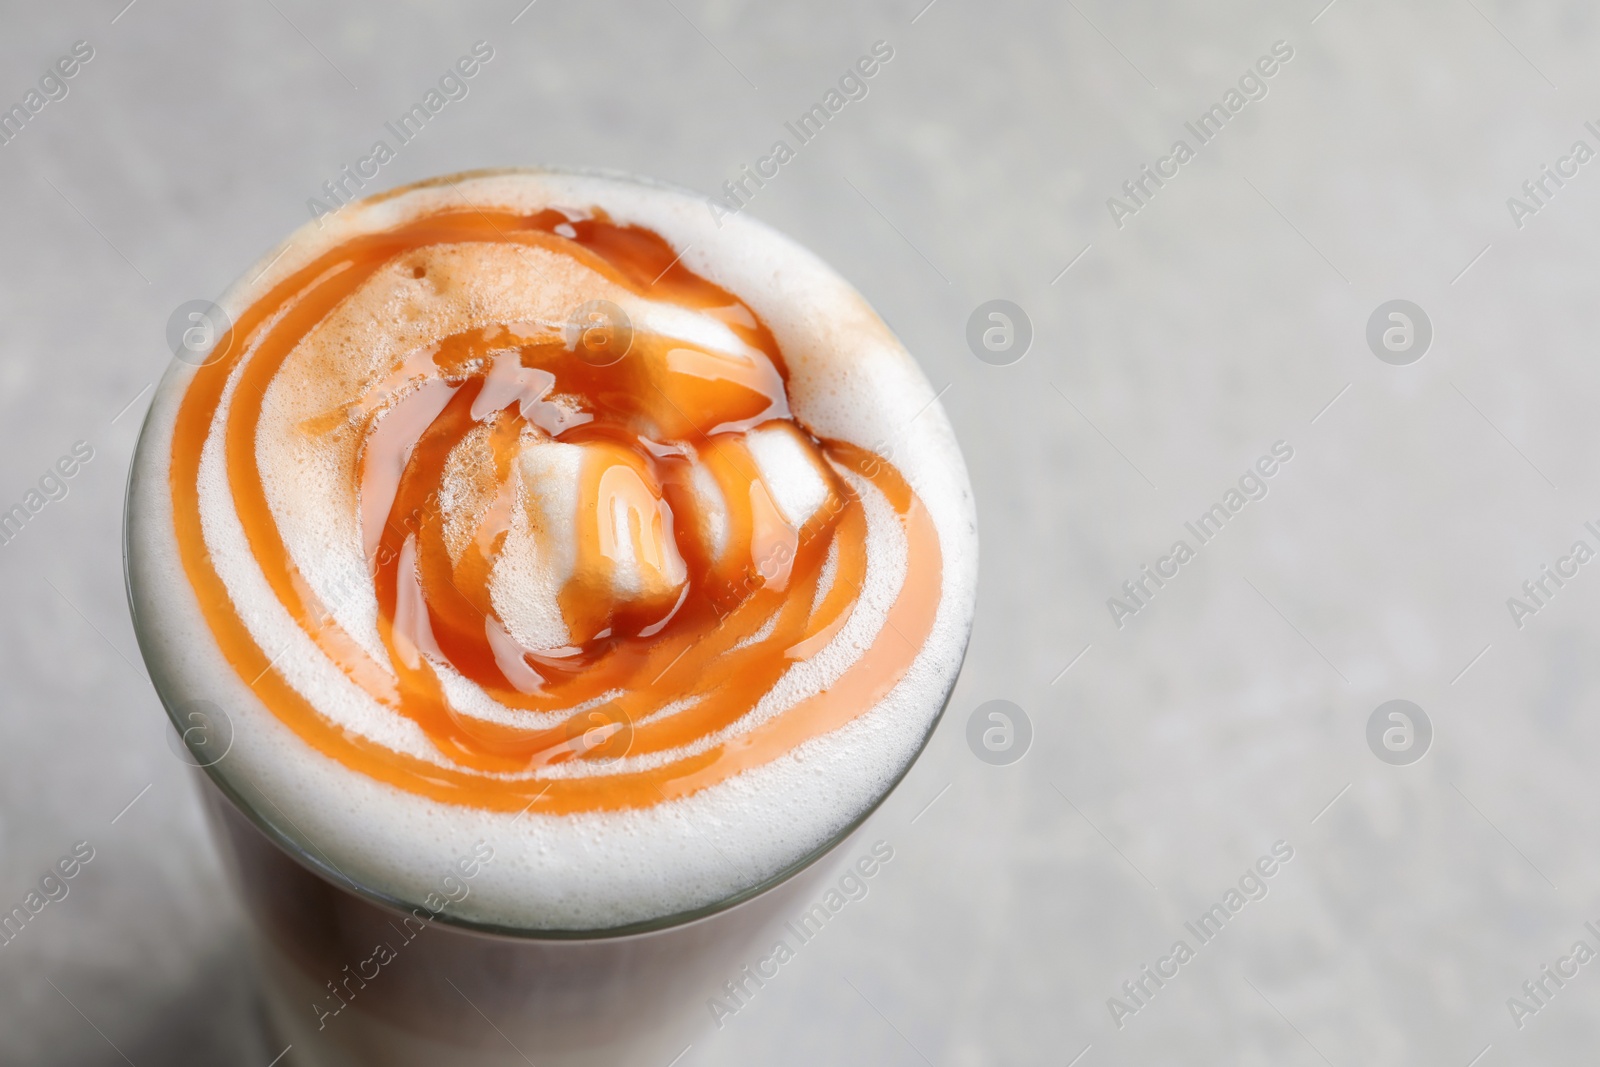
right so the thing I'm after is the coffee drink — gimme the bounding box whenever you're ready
[127,167,975,937]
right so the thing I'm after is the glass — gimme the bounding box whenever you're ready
[123,166,961,1064]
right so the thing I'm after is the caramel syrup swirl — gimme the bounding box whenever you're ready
[170,207,942,814]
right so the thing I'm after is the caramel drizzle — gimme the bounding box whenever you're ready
[169,208,942,813]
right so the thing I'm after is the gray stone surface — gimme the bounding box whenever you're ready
[2,0,1598,1063]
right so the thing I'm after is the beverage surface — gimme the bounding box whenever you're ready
[128,170,977,929]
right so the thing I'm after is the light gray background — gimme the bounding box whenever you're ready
[2,0,1598,1063]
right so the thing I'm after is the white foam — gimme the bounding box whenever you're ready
[493,439,581,653]
[126,169,979,931]
[745,421,831,527]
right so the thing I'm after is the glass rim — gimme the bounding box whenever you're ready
[122,164,969,942]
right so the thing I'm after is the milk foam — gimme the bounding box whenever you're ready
[127,169,978,931]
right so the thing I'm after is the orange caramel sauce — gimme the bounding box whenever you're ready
[169,207,942,813]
